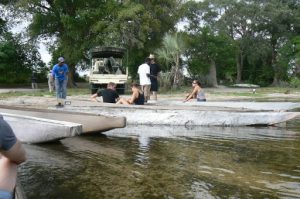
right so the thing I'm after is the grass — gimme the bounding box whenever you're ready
[0,87,91,99]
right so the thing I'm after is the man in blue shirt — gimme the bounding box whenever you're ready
[0,116,26,199]
[52,57,69,107]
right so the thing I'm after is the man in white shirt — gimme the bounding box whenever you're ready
[137,58,151,102]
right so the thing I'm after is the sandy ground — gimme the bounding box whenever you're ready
[0,86,299,109]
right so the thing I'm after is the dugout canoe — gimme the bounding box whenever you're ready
[2,113,82,144]
[0,105,126,143]
[162,101,300,111]
[58,103,300,126]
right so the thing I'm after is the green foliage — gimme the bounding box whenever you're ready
[0,33,46,84]
[290,77,300,88]
[14,0,182,80]
[185,26,236,85]
[182,0,300,86]
[155,32,187,87]
[5,0,300,88]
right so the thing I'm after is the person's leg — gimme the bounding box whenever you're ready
[48,81,52,92]
[55,79,60,99]
[152,91,157,101]
[116,98,130,105]
[145,85,151,101]
[150,79,158,101]
[62,79,68,99]
[55,79,64,106]
[0,157,17,193]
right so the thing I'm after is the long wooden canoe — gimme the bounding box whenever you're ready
[59,104,300,126]
[0,105,126,143]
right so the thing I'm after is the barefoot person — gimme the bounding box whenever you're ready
[117,83,144,105]
[91,82,120,103]
[184,80,206,102]
[0,116,26,199]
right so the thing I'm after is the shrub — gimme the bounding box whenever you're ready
[290,77,300,88]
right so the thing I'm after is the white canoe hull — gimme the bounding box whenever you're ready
[2,113,82,144]
[61,106,300,126]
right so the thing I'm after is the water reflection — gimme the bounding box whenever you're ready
[19,124,300,198]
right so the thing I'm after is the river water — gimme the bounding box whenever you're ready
[19,121,300,199]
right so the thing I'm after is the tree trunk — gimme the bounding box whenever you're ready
[67,65,76,88]
[209,59,218,87]
[236,52,243,83]
[295,63,300,77]
[172,54,181,88]
[271,43,278,86]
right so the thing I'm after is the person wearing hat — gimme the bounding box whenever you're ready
[52,57,69,107]
[148,54,161,101]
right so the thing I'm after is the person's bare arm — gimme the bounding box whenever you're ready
[128,91,138,104]
[91,93,99,102]
[1,140,26,165]
[184,88,198,102]
[0,157,18,192]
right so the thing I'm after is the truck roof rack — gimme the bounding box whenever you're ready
[91,47,126,58]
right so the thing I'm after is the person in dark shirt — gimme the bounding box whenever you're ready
[91,82,119,103]
[148,54,161,101]
[116,83,144,105]
[0,116,26,199]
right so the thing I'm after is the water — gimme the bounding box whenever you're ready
[19,122,300,199]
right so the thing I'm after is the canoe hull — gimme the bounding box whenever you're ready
[61,106,300,126]
[2,113,82,144]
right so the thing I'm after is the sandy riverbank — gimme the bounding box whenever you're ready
[0,86,299,109]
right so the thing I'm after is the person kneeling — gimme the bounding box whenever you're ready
[117,83,144,105]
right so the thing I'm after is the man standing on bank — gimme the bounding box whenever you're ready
[0,116,26,199]
[52,57,69,107]
[148,54,161,101]
[137,57,151,103]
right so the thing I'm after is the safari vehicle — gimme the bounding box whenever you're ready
[89,46,128,94]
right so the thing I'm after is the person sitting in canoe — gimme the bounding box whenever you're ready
[91,82,120,103]
[0,115,26,199]
[117,83,144,105]
[184,80,206,102]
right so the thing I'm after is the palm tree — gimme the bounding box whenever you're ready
[155,32,186,88]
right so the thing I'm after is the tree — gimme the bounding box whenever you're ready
[183,0,299,86]
[14,0,183,84]
[187,28,236,87]
[0,33,45,84]
[257,0,296,85]
[155,32,186,88]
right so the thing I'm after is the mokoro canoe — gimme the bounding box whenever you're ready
[0,105,126,143]
[59,104,300,126]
